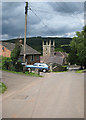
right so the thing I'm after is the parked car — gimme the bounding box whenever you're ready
[25,63,49,72]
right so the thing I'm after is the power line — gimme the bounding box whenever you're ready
[29,7,47,27]
[55,2,84,26]
[28,3,84,37]
[30,2,84,26]
[29,7,55,35]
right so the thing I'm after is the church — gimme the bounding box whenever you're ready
[40,40,68,65]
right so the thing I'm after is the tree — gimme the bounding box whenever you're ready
[11,39,22,65]
[68,26,86,69]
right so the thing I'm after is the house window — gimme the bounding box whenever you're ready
[36,55,39,60]
[2,47,4,51]
[31,55,34,61]
[54,52,56,55]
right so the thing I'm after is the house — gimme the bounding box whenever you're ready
[0,41,41,65]
[40,40,68,65]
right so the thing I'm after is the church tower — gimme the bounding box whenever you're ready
[43,40,55,56]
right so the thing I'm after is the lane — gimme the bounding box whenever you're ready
[32,72,84,118]
[2,71,42,99]
[2,71,84,118]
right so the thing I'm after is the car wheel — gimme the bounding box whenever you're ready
[28,68,31,72]
[43,69,47,73]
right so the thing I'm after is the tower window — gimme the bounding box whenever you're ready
[51,40,53,45]
[44,41,46,45]
[48,41,49,45]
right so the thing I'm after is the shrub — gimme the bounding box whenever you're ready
[52,63,67,72]
[2,57,12,70]
[11,39,22,65]
[0,82,7,94]
[15,60,23,72]
[2,56,23,72]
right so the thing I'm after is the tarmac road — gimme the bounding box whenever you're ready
[2,71,84,118]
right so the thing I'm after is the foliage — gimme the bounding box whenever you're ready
[76,69,86,73]
[15,60,23,72]
[68,26,86,69]
[2,56,12,70]
[0,56,2,69]
[61,45,71,53]
[55,47,64,52]
[0,82,7,94]
[2,56,23,72]
[76,70,83,73]
[4,37,72,54]
[11,39,22,65]
[10,39,23,71]
[52,63,67,72]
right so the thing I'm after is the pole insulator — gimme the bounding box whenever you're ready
[25,2,28,14]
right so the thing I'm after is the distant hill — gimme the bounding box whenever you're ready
[4,37,72,54]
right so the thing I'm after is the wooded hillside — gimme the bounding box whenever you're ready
[4,37,72,54]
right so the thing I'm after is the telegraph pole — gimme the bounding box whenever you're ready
[23,2,28,62]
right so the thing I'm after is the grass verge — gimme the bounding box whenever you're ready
[76,69,86,73]
[2,70,42,77]
[0,82,7,94]
[52,70,68,73]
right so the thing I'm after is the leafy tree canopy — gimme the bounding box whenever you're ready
[68,26,86,69]
[11,39,22,65]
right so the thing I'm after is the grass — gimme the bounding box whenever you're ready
[0,82,7,94]
[52,70,68,73]
[61,44,70,47]
[0,62,2,69]
[76,70,83,73]
[76,69,86,73]
[2,70,42,77]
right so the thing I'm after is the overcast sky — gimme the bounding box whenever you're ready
[1,2,84,40]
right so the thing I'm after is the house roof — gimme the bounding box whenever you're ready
[54,52,63,57]
[61,52,68,57]
[40,56,63,65]
[0,42,41,55]
[40,51,68,65]
[54,52,68,57]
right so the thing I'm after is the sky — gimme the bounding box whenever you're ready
[1,2,85,40]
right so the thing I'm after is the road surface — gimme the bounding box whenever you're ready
[2,71,84,118]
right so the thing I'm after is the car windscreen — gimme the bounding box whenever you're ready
[33,63,38,66]
[39,65,44,67]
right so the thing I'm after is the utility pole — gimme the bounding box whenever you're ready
[23,2,28,62]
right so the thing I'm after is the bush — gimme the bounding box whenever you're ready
[2,57,12,70]
[2,56,23,72]
[15,60,23,72]
[0,82,7,94]
[52,63,67,72]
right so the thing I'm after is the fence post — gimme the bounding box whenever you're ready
[50,63,53,71]
[38,68,40,75]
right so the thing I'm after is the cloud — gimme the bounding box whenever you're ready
[2,2,25,38]
[49,2,84,14]
[2,2,84,40]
